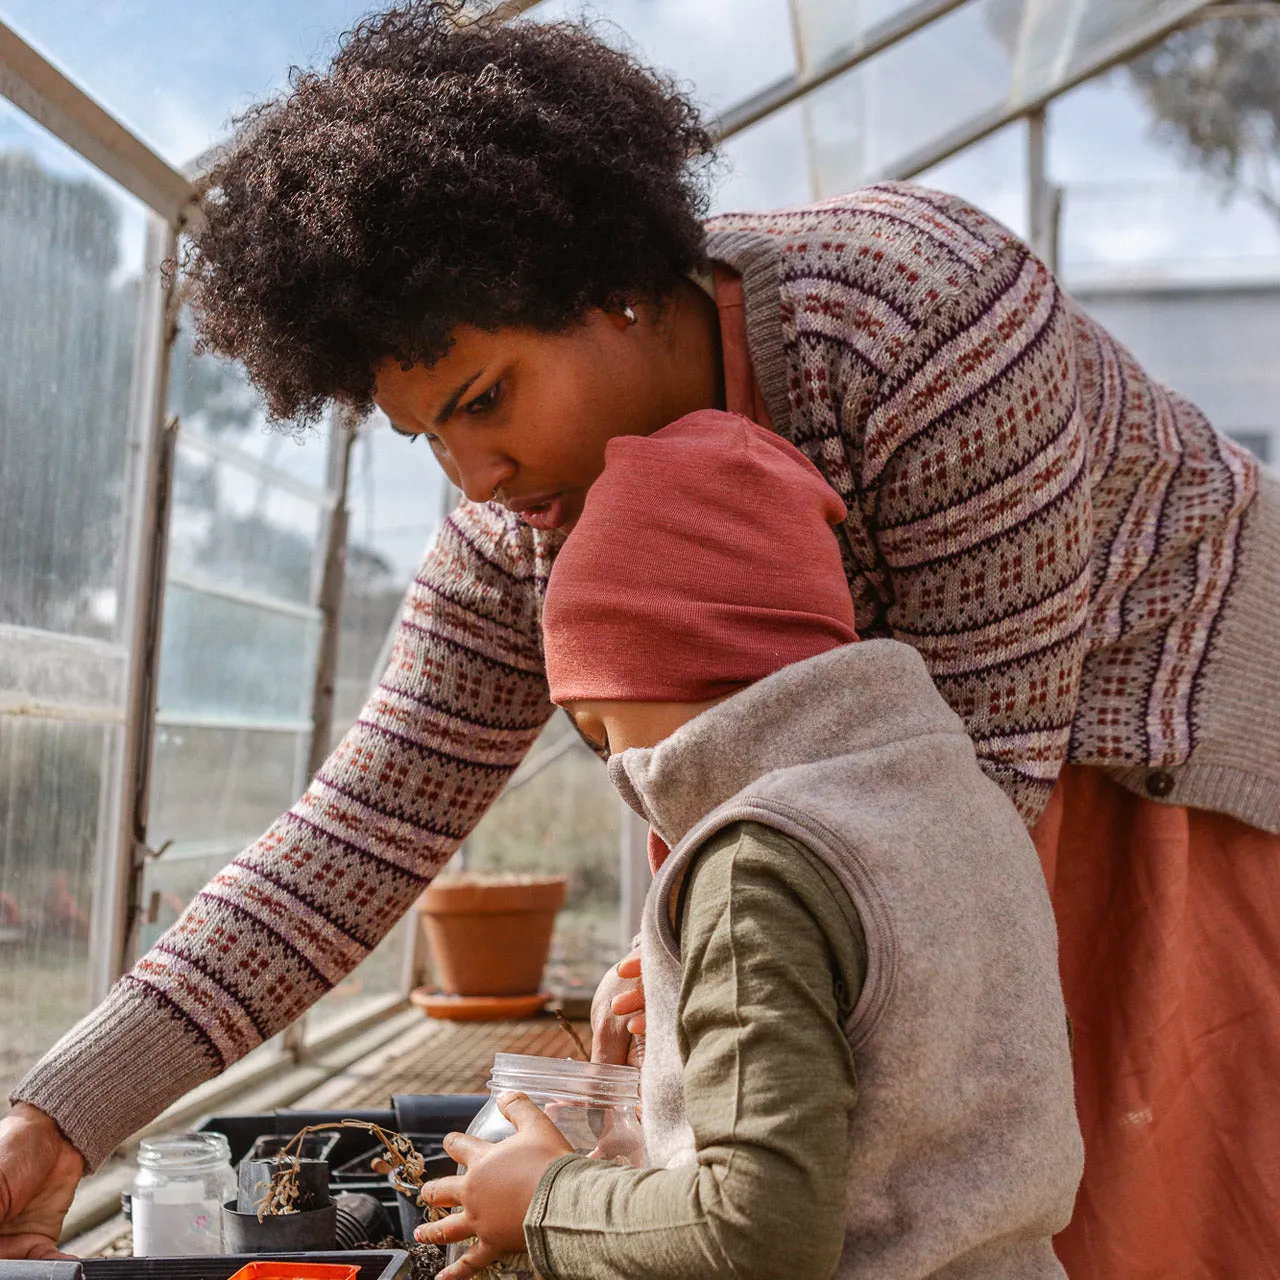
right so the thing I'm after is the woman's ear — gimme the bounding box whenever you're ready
[606,303,639,331]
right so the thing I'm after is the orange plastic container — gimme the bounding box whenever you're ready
[226,1264,359,1280]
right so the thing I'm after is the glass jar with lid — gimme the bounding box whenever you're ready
[445,1053,644,1276]
[131,1131,236,1256]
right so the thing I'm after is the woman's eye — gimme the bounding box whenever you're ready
[389,422,423,443]
[463,382,502,415]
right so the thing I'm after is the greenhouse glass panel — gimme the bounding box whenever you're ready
[715,100,816,212]
[0,102,151,1096]
[1060,182,1280,284]
[914,119,1029,239]
[0,120,147,638]
[1006,0,1205,111]
[142,317,332,970]
[0,1,374,165]
[157,582,319,726]
[791,0,1210,190]
[308,416,448,1033]
[167,438,327,608]
[533,0,797,119]
[332,418,449,738]
[791,0,945,71]
[0,718,117,1098]
[168,335,333,493]
[462,714,621,1001]
[800,2,1010,196]
[148,724,307,853]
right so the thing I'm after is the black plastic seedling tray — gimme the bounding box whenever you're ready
[332,1136,443,1182]
[195,1111,396,1170]
[0,1251,410,1280]
[195,1095,484,1242]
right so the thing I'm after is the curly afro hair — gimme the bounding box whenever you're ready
[183,1,716,424]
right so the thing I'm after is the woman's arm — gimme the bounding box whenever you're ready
[523,823,865,1280]
[9,501,555,1171]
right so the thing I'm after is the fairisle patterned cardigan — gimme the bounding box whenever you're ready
[16,182,1278,1170]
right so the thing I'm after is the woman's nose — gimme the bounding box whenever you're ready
[450,441,517,505]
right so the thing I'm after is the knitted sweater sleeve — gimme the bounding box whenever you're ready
[11,501,555,1171]
[858,243,1091,824]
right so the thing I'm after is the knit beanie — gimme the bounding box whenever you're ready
[543,410,857,705]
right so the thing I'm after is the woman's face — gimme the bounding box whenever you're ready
[371,287,723,533]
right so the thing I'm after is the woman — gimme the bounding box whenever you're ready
[2,3,1277,1274]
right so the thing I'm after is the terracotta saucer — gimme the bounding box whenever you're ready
[410,987,551,1022]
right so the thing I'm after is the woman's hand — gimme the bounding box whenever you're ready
[0,1104,85,1259]
[590,951,645,1066]
[417,1092,572,1280]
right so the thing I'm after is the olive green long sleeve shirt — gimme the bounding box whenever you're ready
[525,822,867,1280]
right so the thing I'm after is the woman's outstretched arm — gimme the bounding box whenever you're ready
[9,501,556,1172]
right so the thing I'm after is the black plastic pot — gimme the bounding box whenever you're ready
[221,1199,338,1253]
[237,1157,330,1214]
[192,1095,487,1243]
[242,1132,339,1165]
[333,1193,391,1249]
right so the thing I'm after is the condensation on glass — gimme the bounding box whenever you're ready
[0,102,150,1097]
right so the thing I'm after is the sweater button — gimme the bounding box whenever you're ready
[1145,770,1176,798]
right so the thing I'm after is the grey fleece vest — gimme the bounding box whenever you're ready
[610,640,1083,1280]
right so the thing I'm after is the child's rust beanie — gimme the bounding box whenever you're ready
[543,409,858,705]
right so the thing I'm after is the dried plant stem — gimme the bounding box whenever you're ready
[255,1120,432,1219]
[553,1010,589,1061]
[254,1119,535,1279]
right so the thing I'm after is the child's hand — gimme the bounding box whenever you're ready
[416,1092,573,1279]
[590,950,645,1066]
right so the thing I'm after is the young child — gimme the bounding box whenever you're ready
[419,411,1084,1280]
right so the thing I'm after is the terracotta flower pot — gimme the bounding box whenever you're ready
[418,874,568,997]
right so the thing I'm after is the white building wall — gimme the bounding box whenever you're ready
[1069,281,1280,466]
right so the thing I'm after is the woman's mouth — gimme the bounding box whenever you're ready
[511,494,571,531]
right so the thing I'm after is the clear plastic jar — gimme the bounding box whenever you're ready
[446,1053,644,1275]
[131,1131,236,1256]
